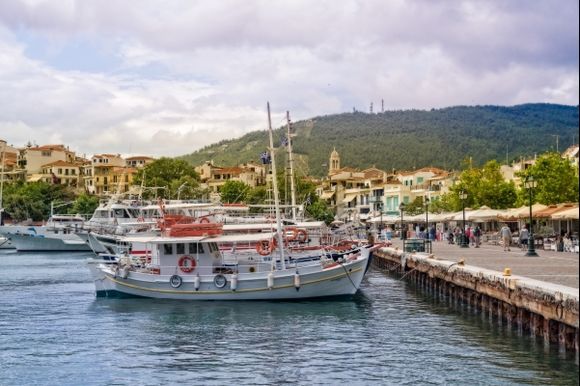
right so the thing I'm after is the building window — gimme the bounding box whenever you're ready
[41,151,51,157]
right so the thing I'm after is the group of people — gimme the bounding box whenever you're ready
[444,225,482,247]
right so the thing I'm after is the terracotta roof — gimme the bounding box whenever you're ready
[41,160,80,167]
[398,167,447,176]
[93,154,121,158]
[29,144,69,152]
[362,168,385,179]
[126,156,154,161]
[216,167,243,174]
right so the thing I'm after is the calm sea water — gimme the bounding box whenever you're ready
[0,251,578,386]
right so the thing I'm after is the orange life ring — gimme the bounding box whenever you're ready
[199,217,210,224]
[284,227,297,241]
[295,229,308,243]
[178,255,197,273]
[256,239,275,256]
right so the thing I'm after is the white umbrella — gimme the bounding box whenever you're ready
[466,206,503,222]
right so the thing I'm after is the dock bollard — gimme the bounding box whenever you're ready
[503,268,512,276]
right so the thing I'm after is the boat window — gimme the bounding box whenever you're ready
[163,244,173,255]
[128,209,140,218]
[176,243,185,254]
[188,243,204,254]
[208,243,219,253]
[113,209,125,218]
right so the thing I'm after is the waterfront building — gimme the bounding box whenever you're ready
[562,144,579,174]
[39,160,83,188]
[125,156,155,168]
[17,144,77,181]
[195,161,267,193]
[318,150,454,220]
[84,154,135,195]
[0,140,20,183]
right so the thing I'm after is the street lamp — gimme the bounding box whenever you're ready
[459,190,468,248]
[377,201,384,234]
[424,197,430,240]
[399,202,406,240]
[524,175,538,256]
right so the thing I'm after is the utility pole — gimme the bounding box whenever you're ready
[381,99,384,113]
[551,135,559,152]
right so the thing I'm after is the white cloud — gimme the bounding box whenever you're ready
[0,0,577,158]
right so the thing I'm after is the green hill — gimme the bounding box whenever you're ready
[179,103,579,177]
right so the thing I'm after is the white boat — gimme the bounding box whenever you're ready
[89,228,373,300]
[0,215,91,252]
[89,103,375,300]
[0,236,14,249]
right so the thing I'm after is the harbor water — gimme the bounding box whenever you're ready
[0,251,578,385]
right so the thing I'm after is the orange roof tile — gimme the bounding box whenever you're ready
[41,160,79,167]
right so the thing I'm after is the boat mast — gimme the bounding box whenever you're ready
[267,102,286,270]
[286,111,297,221]
[0,140,5,225]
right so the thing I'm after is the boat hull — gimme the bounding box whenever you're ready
[92,249,371,300]
[4,233,92,252]
[0,236,14,249]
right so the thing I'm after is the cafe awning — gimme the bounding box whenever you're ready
[319,191,335,200]
[550,206,579,220]
[343,193,357,203]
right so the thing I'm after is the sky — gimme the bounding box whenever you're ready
[0,0,578,158]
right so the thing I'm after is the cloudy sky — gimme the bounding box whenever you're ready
[0,0,578,158]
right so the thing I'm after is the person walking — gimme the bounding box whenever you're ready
[473,225,482,248]
[519,225,529,251]
[500,224,512,252]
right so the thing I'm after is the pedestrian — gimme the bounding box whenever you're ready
[429,225,436,242]
[473,225,482,248]
[500,224,512,252]
[519,225,529,250]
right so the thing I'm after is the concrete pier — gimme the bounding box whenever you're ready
[373,241,579,352]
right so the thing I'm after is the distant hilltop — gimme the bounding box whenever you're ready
[179,103,579,177]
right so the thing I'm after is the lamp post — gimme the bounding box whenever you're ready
[399,202,406,240]
[377,201,383,235]
[424,197,430,240]
[459,190,468,248]
[524,175,538,256]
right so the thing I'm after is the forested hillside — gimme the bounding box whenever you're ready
[179,104,578,177]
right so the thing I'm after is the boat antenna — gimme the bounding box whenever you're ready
[286,111,297,221]
[267,102,286,270]
[138,168,146,201]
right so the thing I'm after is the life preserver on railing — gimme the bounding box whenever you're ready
[284,227,297,241]
[295,229,308,243]
[178,255,196,273]
[256,238,275,256]
[199,217,210,224]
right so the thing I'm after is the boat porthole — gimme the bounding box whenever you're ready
[170,274,183,288]
[249,266,256,273]
[214,274,227,288]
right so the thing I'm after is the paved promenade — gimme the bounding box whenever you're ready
[387,238,580,290]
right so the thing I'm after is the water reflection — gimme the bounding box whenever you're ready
[381,269,579,384]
